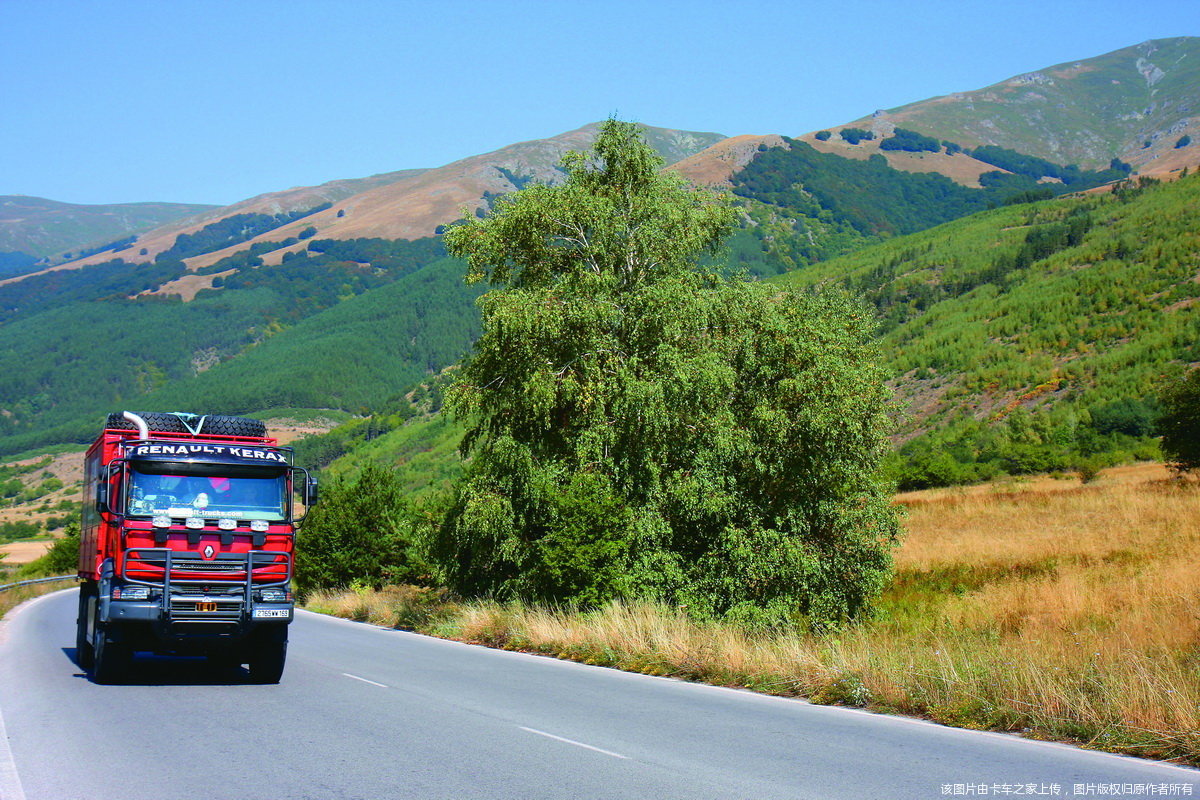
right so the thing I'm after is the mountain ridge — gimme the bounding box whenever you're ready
[841,37,1200,174]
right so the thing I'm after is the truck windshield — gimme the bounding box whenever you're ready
[126,465,287,522]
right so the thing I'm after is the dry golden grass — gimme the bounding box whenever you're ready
[306,464,1200,764]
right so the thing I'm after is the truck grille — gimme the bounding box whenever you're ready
[123,549,289,582]
[171,559,243,573]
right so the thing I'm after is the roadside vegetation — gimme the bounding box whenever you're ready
[306,464,1200,765]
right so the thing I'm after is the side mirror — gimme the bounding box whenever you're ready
[306,477,319,507]
[96,482,110,514]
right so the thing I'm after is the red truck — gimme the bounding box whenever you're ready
[77,411,317,684]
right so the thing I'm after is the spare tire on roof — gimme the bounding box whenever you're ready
[105,412,267,438]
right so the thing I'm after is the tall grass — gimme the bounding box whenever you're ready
[305,464,1200,764]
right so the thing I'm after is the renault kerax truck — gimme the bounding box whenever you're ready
[77,411,317,683]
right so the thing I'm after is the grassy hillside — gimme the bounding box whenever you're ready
[0,195,215,260]
[857,37,1200,170]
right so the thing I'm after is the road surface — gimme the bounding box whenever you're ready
[1,589,1196,800]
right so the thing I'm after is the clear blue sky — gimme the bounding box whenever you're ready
[2,0,1194,206]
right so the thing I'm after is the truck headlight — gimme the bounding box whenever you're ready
[250,520,269,532]
[257,589,291,603]
[113,586,151,601]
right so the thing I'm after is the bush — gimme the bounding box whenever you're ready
[17,523,79,577]
[879,128,941,153]
[839,128,874,145]
[1159,369,1200,471]
[294,463,426,594]
[814,131,832,141]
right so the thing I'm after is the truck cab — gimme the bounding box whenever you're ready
[77,411,317,684]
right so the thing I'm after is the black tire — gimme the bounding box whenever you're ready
[75,585,95,670]
[106,411,190,434]
[198,415,267,438]
[248,641,287,684]
[91,627,130,685]
[105,412,266,438]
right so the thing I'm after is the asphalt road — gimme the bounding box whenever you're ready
[1,589,1197,800]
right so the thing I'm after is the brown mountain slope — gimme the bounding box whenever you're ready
[29,123,722,287]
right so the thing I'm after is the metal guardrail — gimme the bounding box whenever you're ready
[0,574,76,593]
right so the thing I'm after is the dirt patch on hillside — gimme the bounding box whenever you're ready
[262,414,347,444]
[669,135,787,186]
[0,539,53,565]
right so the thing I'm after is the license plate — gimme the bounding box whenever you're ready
[196,601,218,612]
[253,608,289,618]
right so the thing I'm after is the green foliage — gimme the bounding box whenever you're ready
[155,205,330,262]
[814,130,832,141]
[16,523,79,577]
[969,146,1128,189]
[1158,368,1200,471]
[880,128,941,153]
[294,463,426,594]
[839,128,874,144]
[0,520,41,543]
[435,120,900,628]
[0,258,188,322]
[733,138,991,237]
[1175,135,1192,149]
[775,171,1200,487]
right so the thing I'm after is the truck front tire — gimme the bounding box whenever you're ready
[91,626,130,684]
[248,627,287,684]
[75,584,95,670]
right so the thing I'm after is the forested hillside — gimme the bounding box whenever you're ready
[774,172,1200,486]
[0,240,479,455]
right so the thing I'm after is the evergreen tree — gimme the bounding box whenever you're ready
[435,119,900,628]
[1159,369,1200,471]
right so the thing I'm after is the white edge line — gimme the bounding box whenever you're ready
[519,726,628,760]
[341,672,388,688]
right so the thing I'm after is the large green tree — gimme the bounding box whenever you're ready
[435,120,900,628]
[1159,368,1200,472]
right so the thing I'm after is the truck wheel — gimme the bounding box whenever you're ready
[198,416,268,438]
[91,628,130,685]
[248,641,287,684]
[75,585,95,670]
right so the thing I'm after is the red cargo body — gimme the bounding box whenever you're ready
[76,413,316,684]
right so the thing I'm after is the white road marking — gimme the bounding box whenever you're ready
[519,726,628,760]
[341,672,388,688]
